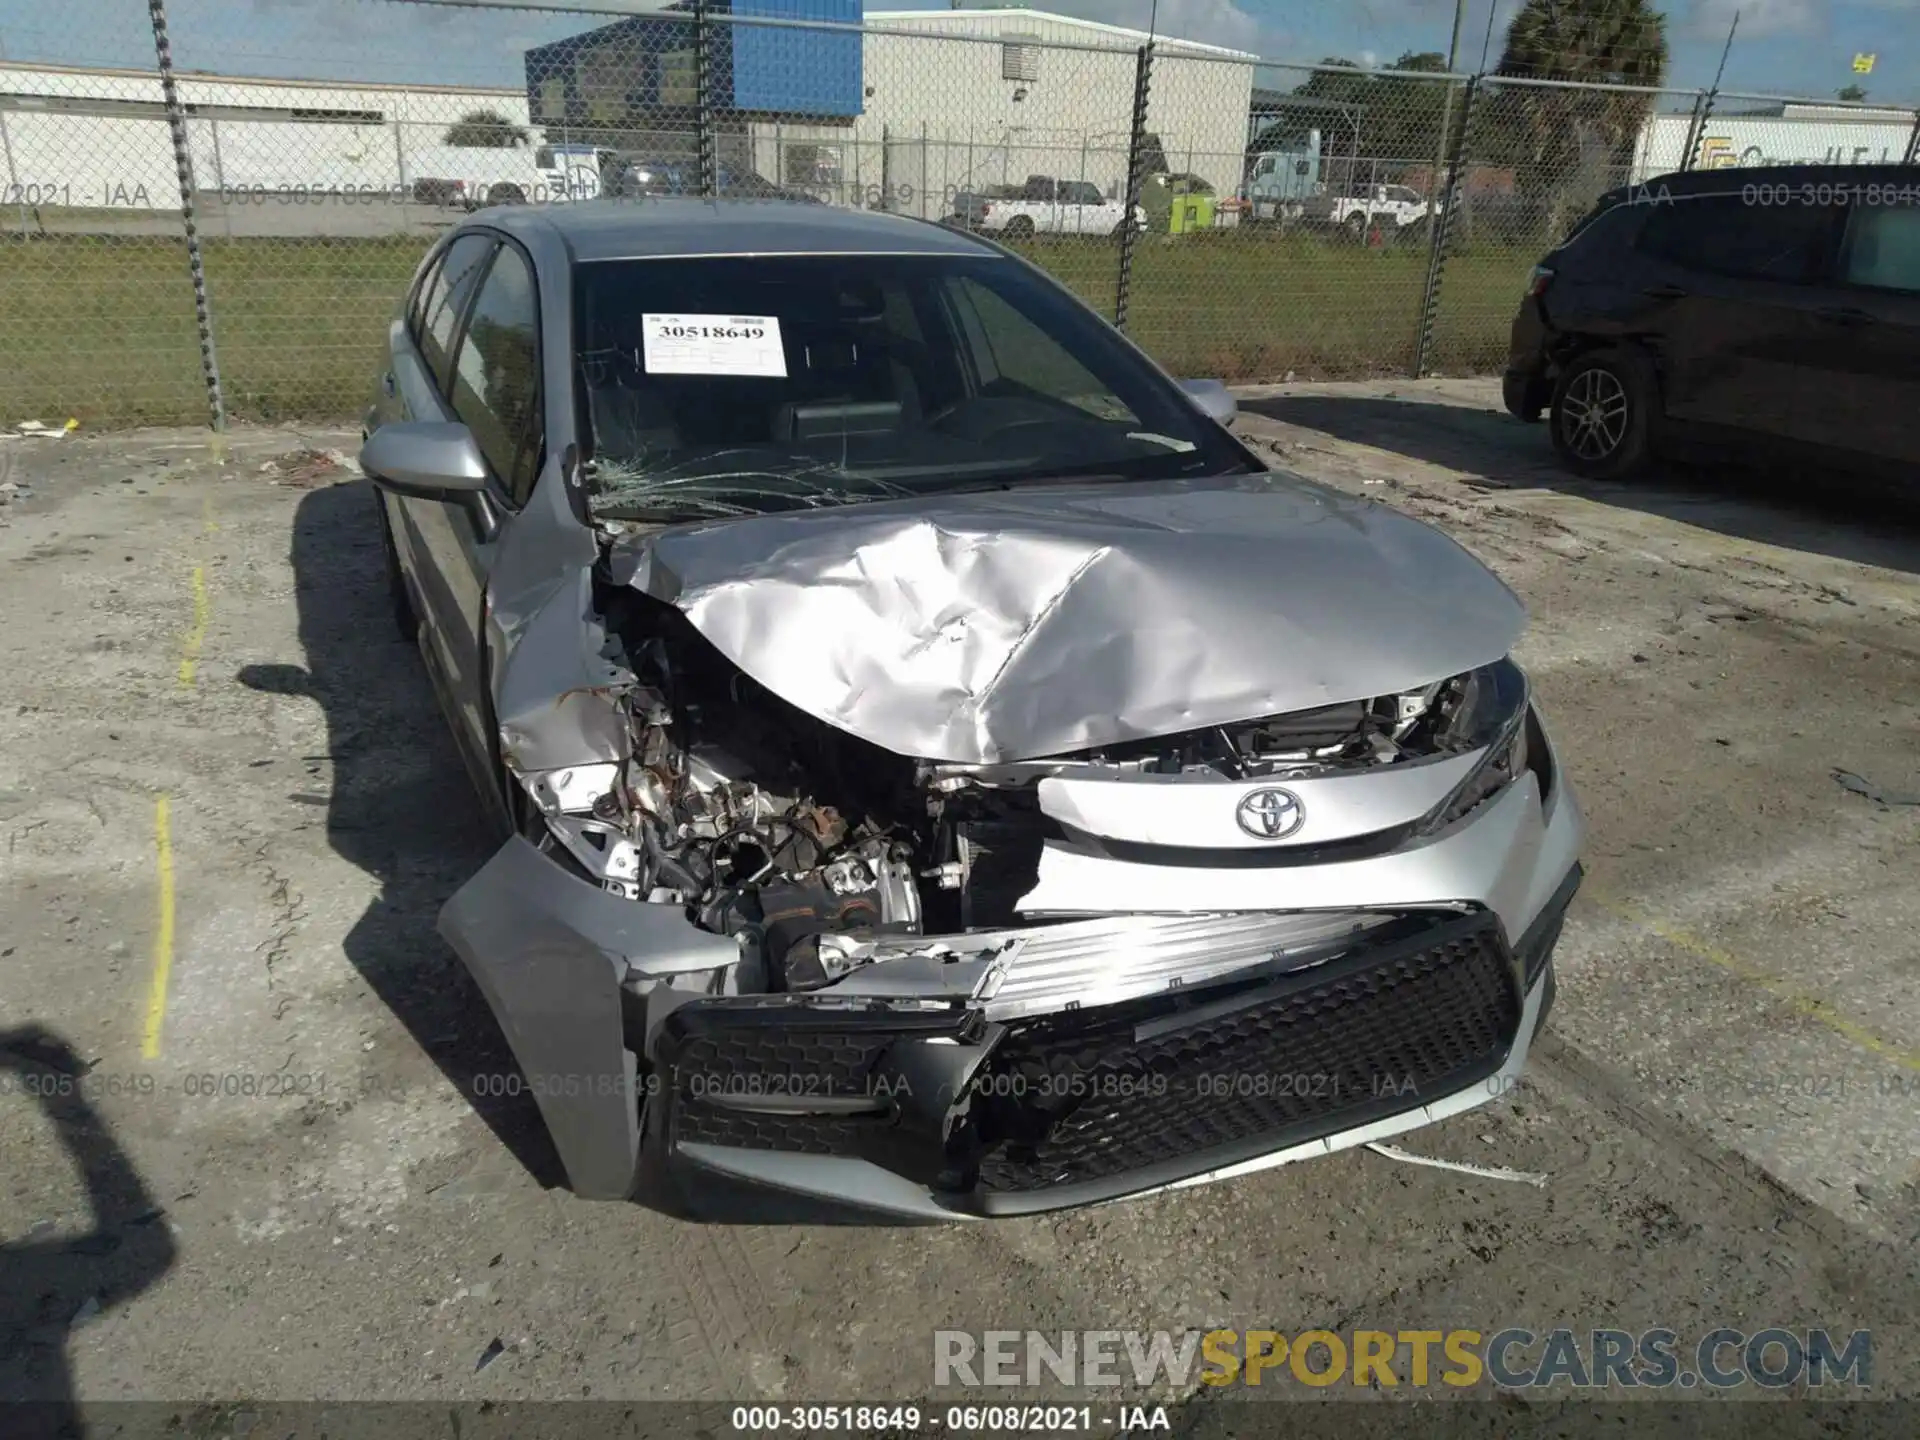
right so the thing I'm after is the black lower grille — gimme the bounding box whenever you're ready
[669,1024,894,1152]
[969,915,1521,1194]
[659,914,1526,1205]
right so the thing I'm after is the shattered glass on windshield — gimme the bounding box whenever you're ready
[575,252,1252,521]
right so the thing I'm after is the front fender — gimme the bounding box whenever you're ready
[438,836,740,1200]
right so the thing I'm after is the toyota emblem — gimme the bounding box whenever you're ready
[1236,787,1305,840]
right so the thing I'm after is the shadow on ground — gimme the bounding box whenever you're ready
[0,1027,176,1438]
[1242,393,1920,579]
[236,478,563,1190]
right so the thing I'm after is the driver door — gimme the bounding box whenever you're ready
[394,234,546,802]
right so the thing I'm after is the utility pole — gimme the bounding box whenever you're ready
[1431,0,1468,197]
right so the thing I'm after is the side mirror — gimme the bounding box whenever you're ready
[360,421,490,502]
[1180,377,1237,428]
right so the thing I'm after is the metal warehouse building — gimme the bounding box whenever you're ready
[523,3,1257,215]
[0,3,1255,219]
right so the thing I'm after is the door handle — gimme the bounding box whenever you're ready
[382,371,397,396]
[1642,284,1688,299]
[1816,306,1875,325]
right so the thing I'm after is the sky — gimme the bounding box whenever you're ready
[0,0,1909,104]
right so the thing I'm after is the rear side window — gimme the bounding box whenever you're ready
[1558,200,1647,259]
[1636,194,1831,282]
[448,243,543,505]
[418,234,496,393]
[1837,204,1920,294]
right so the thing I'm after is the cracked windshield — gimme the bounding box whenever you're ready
[575,253,1250,519]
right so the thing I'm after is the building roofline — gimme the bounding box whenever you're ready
[863,8,1257,61]
[0,58,521,97]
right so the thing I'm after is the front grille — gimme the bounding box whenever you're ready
[969,917,1520,1194]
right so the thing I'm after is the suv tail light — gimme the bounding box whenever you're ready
[1525,265,1554,300]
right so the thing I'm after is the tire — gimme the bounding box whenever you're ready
[1550,349,1656,480]
[1111,218,1130,239]
[1344,212,1369,243]
[1003,215,1035,240]
[377,499,420,643]
[485,182,527,207]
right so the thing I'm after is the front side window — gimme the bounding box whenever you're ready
[574,253,1252,520]
[1636,194,1831,282]
[1838,204,1920,294]
[449,242,543,505]
[407,251,444,341]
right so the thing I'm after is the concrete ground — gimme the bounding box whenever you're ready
[0,382,1916,1420]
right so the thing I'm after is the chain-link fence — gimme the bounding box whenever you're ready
[5,0,1919,428]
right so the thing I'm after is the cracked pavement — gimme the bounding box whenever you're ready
[0,385,1916,1416]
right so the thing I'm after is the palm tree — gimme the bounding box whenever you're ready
[1478,0,1670,242]
[446,109,530,149]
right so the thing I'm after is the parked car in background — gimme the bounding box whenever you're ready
[954,175,1144,238]
[412,177,470,209]
[1505,163,1920,481]
[599,155,821,204]
[1303,183,1431,242]
[535,142,616,201]
[360,198,1581,1219]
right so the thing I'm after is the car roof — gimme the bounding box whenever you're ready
[1629,162,1920,195]
[481,199,998,263]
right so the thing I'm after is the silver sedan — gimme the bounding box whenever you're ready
[361,197,1584,1220]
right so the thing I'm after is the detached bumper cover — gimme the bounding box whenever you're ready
[657,876,1577,1220]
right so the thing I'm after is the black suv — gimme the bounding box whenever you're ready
[1504,163,1920,479]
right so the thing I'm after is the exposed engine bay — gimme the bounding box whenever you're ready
[517,587,1513,1000]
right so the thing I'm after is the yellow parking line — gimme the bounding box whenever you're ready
[176,564,208,688]
[1593,893,1920,1073]
[141,794,177,1060]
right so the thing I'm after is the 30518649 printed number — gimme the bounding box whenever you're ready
[655,324,766,341]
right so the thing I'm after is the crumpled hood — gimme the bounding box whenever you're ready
[605,471,1525,765]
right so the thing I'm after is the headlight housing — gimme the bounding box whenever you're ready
[1421,658,1532,833]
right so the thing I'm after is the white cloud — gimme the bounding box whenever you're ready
[1684,0,1824,39]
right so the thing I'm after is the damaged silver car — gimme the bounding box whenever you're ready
[362,200,1584,1220]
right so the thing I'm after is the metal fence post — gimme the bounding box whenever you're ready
[1903,109,1920,165]
[1114,42,1153,331]
[1677,91,1705,174]
[147,0,225,438]
[1412,73,1477,380]
[1686,87,1722,173]
[694,0,717,197]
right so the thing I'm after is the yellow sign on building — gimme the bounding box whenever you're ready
[1853,53,1877,74]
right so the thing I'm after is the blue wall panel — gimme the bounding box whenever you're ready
[730,0,863,117]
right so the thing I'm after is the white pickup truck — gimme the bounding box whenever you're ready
[1307,183,1432,241]
[953,176,1146,238]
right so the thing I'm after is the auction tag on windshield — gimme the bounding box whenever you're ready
[641,313,786,377]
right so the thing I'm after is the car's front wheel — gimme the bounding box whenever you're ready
[1550,349,1656,479]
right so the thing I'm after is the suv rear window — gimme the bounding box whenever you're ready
[1636,193,1831,282]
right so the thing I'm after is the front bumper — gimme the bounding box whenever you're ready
[653,879,1574,1221]
[443,722,1584,1219]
